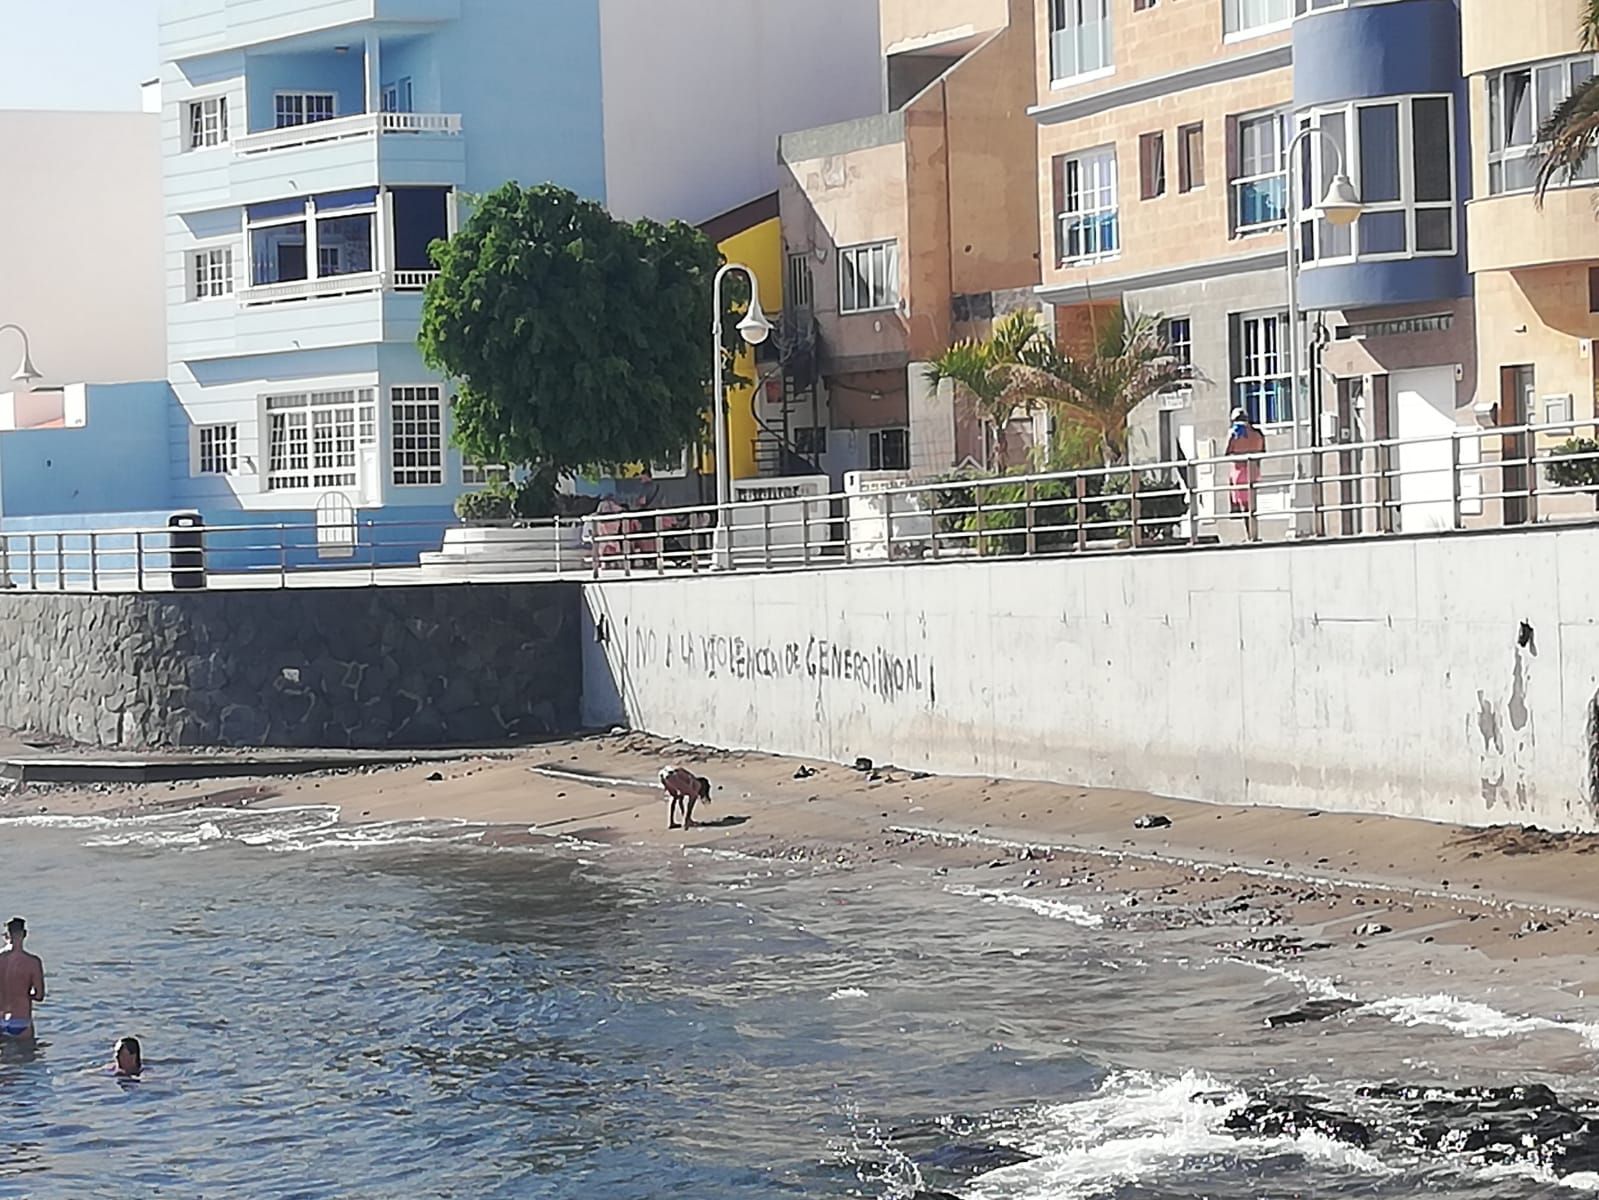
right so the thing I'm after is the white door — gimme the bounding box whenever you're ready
[1392,366,1458,533]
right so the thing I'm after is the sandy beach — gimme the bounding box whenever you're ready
[12,731,1599,1026]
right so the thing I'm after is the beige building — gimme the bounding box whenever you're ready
[1031,0,1294,499]
[777,0,1041,480]
[1462,0,1599,525]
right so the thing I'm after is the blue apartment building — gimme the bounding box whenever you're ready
[0,0,883,570]
[157,0,607,562]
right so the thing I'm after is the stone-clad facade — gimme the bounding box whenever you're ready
[0,583,582,749]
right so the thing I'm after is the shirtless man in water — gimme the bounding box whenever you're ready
[0,917,44,1039]
[658,767,711,829]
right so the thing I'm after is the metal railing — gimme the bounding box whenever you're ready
[234,111,462,156]
[238,269,439,306]
[581,419,1599,577]
[2,420,1597,594]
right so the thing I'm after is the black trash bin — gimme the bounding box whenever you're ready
[168,511,206,591]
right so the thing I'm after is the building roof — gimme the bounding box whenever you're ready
[698,192,780,245]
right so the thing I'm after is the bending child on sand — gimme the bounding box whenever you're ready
[658,766,711,829]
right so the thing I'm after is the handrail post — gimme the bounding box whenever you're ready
[1450,433,1463,531]
[801,498,812,566]
[1247,457,1260,543]
[1075,475,1088,552]
[135,531,145,591]
[1185,459,1198,546]
[55,533,64,590]
[1024,478,1037,556]
[883,491,895,562]
[27,534,35,591]
[89,532,99,592]
[1526,422,1540,526]
[973,484,984,557]
[1128,470,1142,548]
[763,501,773,570]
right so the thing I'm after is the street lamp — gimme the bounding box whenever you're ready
[1280,125,1362,537]
[0,324,41,388]
[710,263,773,567]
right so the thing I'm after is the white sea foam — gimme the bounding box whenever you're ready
[964,1071,1390,1200]
[1365,993,1599,1046]
[828,987,868,1000]
[13,804,491,854]
[946,884,1104,928]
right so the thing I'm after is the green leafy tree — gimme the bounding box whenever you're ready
[1535,2,1599,201]
[420,183,721,505]
[1003,305,1191,465]
[924,311,1046,471]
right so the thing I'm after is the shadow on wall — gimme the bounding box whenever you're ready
[580,588,628,730]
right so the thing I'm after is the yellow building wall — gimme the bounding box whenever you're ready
[715,215,785,482]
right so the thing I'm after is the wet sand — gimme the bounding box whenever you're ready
[14,731,1599,1022]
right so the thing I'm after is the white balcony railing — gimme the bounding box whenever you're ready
[234,111,462,156]
[391,270,440,291]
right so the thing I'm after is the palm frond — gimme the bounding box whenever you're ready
[1535,76,1599,203]
[1585,0,1599,50]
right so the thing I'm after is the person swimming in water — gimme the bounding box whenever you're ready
[0,916,44,1039]
[110,1036,142,1078]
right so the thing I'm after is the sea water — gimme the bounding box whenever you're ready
[2,804,1597,1199]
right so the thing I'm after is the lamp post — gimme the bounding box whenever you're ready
[0,324,42,388]
[710,263,773,568]
[1282,124,1361,534]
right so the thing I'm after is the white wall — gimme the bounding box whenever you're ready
[0,111,166,386]
[597,0,884,223]
[584,527,1599,831]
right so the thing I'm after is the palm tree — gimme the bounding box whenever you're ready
[1534,1,1599,202]
[924,311,1045,471]
[1003,304,1191,465]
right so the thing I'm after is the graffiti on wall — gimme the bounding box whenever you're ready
[628,625,935,707]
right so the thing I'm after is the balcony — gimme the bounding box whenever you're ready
[230,111,465,204]
[237,268,436,307]
[235,110,461,157]
[162,0,461,61]
[1467,185,1599,273]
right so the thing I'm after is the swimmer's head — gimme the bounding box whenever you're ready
[4,917,23,944]
[114,1036,141,1076]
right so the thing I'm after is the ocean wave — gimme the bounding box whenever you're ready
[8,804,490,854]
[965,1071,1390,1200]
[945,884,1104,928]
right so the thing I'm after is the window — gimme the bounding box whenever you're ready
[462,461,510,487]
[1159,317,1193,396]
[1139,131,1166,200]
[1224,0,1292,37]
[274,92,337,129]
[1134,0,1157,9]
[186,97,228,149]
[1589,267,1599,314]
[787,251,814,310]
[195,424,238,475]
[1178,122,1205,192]
[264,389,371,491]
[793,426,828,457]
[1299,94,1455,265]
[839,241,899,313]
[1488,55,1598,195]
[1049,0,1112,83]
[1232,111,1287,232]
[391,386,444,486]
[1231,312,1292,425]
[1054,146,1119,264]
[247,191,378,288]
[188,247,234,300]
[380,78,414,114]
[868,428,910,471]
[1161,317,1193,370]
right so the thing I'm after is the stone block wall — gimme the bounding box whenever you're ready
[0,582,582,749]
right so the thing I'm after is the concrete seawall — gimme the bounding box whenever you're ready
[581,526,1599,831]
[0,583,582,748]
